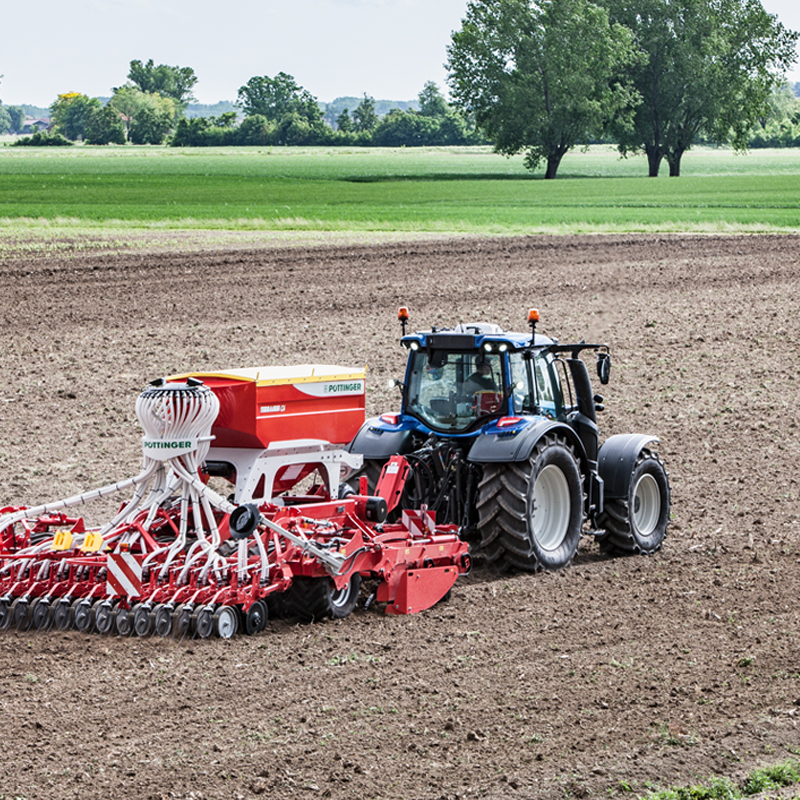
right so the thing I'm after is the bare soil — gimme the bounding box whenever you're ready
[1,234,799,800]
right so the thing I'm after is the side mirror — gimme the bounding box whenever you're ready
[596,352,611,385]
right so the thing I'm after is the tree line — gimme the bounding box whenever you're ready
[4,0,799,177]
[171,74,481,147]
[6,61,483,149]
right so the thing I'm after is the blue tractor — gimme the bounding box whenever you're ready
[347,308,671,571]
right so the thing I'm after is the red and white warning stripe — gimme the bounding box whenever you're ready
[402,508,436,537]
[106,552,143,597]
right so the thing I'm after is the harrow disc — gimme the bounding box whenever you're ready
[94,601,114,635]
[73,600,94,633]
[12,598,31,631]
[53,599,73,631]
[213,605,239,639]
[0,598,9,630]
[153,604,173,638]
[114,605,133,636]
[192,606,214,639]
[32,599,52,631]
[133,604,155,637]
[172,604,192,640]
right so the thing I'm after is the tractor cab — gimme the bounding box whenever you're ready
[400,318,564,435]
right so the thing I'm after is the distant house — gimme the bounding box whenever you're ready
[22,117,51,134]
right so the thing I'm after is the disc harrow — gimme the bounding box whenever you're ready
[0,371,470,639]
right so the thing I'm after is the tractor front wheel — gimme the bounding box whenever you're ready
[597,450,670,556]
[477,435,584,571]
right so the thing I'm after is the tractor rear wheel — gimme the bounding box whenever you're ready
[597,450,670,556]
[282,573,361,622]
[346,459,384,495]
[476,435,583,571]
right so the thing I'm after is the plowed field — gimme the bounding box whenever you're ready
[1,234,799,800]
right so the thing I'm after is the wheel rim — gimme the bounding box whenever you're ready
[530,464,571,551]
[633,473,661,535]
[214,606,238,639]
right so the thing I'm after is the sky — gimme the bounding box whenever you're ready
[2,0,799,108]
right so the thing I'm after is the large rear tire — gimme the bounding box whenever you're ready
[345,459,385,496]
[597,450,670,556]
[476,435,584,571]
[282,573,362,622]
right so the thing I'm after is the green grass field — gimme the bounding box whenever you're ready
[0,143,798,239]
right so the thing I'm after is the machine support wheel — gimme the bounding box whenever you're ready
[114,604,133,636]
[33,598,53,631]
[282,573,361,622]
[476,435,584,571]
[12,598,31,631]
[53,599,73,631]
[193,606,214,639]
[172,604,193,640]
[133,603,154,637]
[153,604,174,638]
[73,599,94,633]
[243,600,268,635]
[597,450,670,556]
[94,601,114,635]
[213,605,239,639]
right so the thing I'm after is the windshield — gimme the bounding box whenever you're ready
[405,350,505,432]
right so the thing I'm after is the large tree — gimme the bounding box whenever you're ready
[602,0,799,176]
[50,92,102,140]
[109,86,176,140]
[237,72,322,124]
[353,94,378,132]
[418,81,450,118]
[127,59,197,110]
[447,0,641,178]
[5,105,24,133]
[84,105,126,145]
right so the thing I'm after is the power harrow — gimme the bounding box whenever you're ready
[0,366,470,639]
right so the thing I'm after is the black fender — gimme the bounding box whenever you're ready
[347,419,414,461]
[467,419,587,466]
[597,434,660,499]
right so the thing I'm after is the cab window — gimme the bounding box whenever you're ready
[508,351,562,419]
[406,350,505,432]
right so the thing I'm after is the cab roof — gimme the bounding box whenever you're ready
[402,323,555,353]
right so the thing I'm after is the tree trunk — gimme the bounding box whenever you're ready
[666,148,685,177]
[544,153,563,179]
[645,143,662,177]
